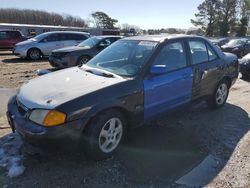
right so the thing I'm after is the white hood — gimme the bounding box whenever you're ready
[17,67,126,109]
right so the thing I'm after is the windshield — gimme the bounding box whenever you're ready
[32,32,49,41]
[85,40,158,77]
[78,36,102,48]
[227,39,247,46]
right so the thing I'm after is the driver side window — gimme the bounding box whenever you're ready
[153,42,187,72]
[42,34,59,42]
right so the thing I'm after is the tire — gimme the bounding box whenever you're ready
[27,48,42,60]
[77,56,90,66]
[83,109,127,160]
[207,79,229,109]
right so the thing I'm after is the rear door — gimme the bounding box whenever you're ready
[144,40,193,120]
[187,39,222,100]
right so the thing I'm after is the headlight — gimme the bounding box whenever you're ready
[29,109,66,127]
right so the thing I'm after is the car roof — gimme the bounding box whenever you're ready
[122,34,208,42]
[0,30,21,32]
[42,31,89,35]
[92,35,123,38]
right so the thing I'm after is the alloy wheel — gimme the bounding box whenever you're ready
[215,83,228,105]
[98,117,123,153]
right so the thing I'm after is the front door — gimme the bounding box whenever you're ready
[144,41,193,120]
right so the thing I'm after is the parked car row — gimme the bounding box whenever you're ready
[209,37,250,77]
[221,38,250,58]
[49,35,122,68]
[12,31,91,60]
[7,35,239,160]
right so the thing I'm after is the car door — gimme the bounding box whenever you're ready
[187,39,222,100]
[144,41,193,120]
[38,33,64,55]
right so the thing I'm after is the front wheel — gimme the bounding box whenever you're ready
[27,48,42,60]
[207,80,229,109]
[83,110,127,160]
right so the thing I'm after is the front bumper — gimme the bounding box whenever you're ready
[49,55,78,68]
[12,47,27,58]
[7,96,88,144]
[49,55,69,68]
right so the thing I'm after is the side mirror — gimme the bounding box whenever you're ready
[150,65,168,75]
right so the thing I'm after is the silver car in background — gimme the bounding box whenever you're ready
[13,31,90,60]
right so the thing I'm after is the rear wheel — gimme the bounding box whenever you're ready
[207,80,229,109]
[83,110,127,160]
[27,48,42,60]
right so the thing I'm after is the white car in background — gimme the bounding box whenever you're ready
[13,31,90,60]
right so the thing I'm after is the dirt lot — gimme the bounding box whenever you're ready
[0,51,50,88]
[0,52,250,187]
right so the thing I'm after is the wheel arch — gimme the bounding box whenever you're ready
[221,76,232,88]
[82,106,132,134]
[27,47,44,57]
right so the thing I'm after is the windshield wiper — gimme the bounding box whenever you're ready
[84,69,114,78]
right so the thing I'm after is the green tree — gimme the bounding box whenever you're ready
[191,0,221,36]
[236,17,248,36]
[91,11,118,29]
[236,0,250,36]
[219,0,238,36]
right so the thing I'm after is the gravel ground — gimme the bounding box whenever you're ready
[0,51,50,88]
[0,52,250,187]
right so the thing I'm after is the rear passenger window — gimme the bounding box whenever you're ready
[64,34,87,41]
[188,40,208,64]
[207,45,218,61]
[153,42,187,72]
[0,32,8,39]
[75,34,87,40]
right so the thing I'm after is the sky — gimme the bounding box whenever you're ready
[0,0,204,29]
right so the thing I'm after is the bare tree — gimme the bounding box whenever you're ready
[0,8,88,27]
